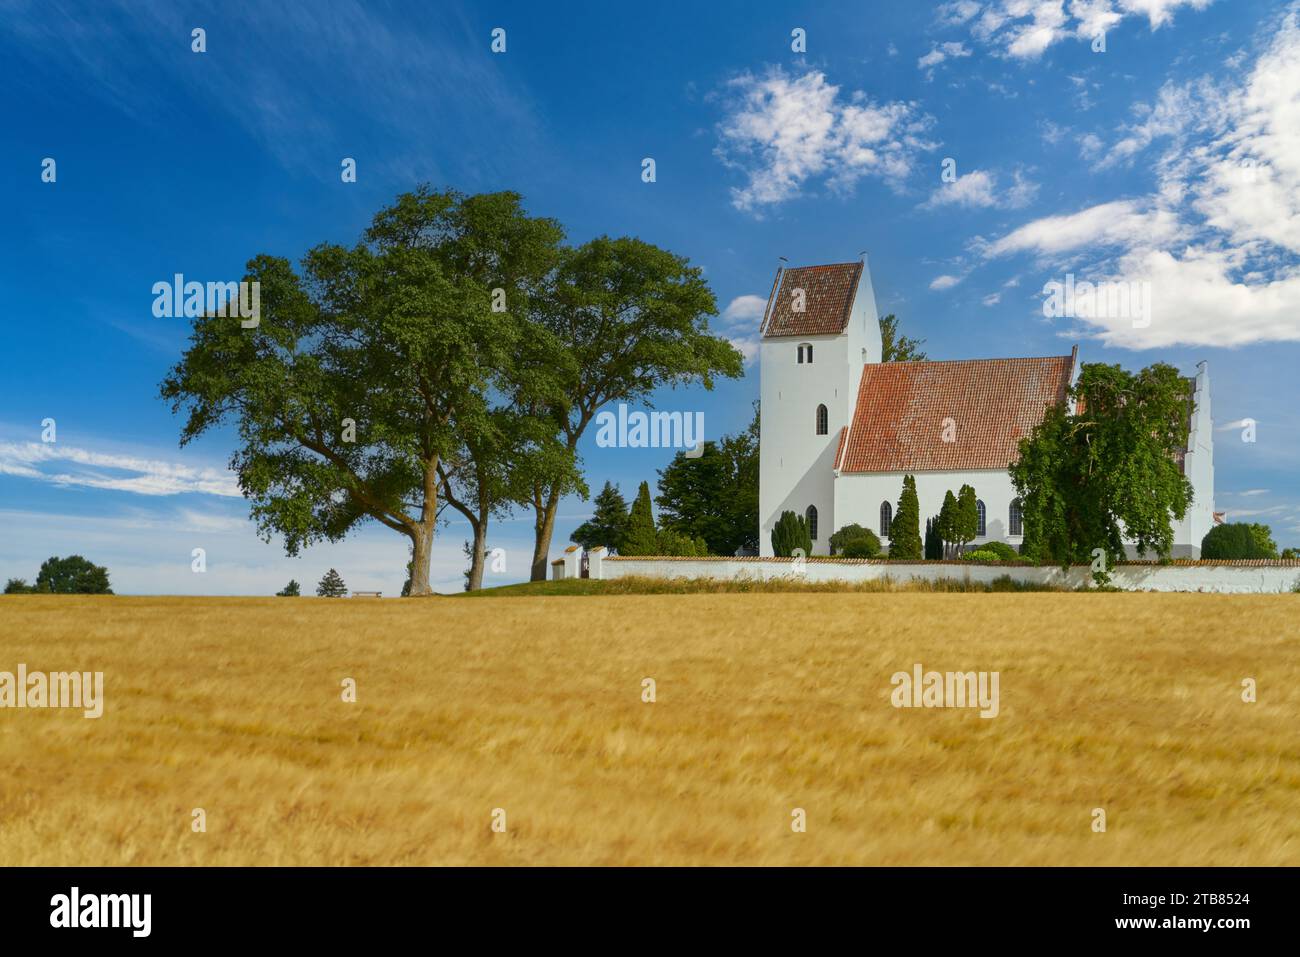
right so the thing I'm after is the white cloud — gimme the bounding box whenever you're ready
[719,294,768,363]
[918,41,973,75]
[0,442,241,497]
[978,7,1300,348]
[983,292,1003,305]
[925,168,1039,209]
[930,274,966,290]
[946,0,1215,60]
[714,68,935,212]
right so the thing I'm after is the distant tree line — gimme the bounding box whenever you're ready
[5,555,113,594]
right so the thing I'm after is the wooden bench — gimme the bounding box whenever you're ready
[351,591,382,598]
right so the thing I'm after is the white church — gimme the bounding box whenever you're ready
[757,260,1216,559]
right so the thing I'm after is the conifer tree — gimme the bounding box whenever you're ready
[771,510,812,558]
[317,568,347,597]
[620,481,659,556]
[956,484,979,555]
[889,475,923,559]
[572,481,630,552]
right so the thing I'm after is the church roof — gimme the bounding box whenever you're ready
[840,354,1075,473]
[760,262,863,338]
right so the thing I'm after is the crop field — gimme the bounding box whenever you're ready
[0,591,1296,866]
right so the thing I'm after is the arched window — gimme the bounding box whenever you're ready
[976,499,986,537]
[815,404,828,435]
[880,502,892,538]
[806,505,818,541]
[1009,498,1023,537]
[797,343,814,364]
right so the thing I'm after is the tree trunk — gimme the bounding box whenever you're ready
[409,524,434,596]
[529,489,560,581]
[466,523,487,591]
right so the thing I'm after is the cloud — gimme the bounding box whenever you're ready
[718,294,768,363]
[977,7,1300,348]
[714,67,936,213]
[924,168,1039,209]
[0,442,241,497]
[930,274,966,290]
[918,41,973,77]
[948,0,1214,60]
[983,292,1003,305]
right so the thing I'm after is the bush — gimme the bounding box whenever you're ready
[829,523,881,558]
[963,541,1021,563]
[656,528,709,557]
[771,511,812,557]
[4,578,34,594]
[1201,523,1272,560]
[276,580,301,597]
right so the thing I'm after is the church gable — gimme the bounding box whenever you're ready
[761,262,863,338]
[840,355,1075,473]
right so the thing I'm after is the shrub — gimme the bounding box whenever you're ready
[276,580,301,597]
[657,528,709,557]
[771,510,812,557]
[964,541,1021,563]
[3,578,34,595]
[840,538,880,559]
[962,549,1002,563]
[1201,523,1272,560]
[829,523,881,557]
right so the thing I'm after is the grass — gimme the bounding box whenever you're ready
[1,593,1296,865]
[458,574,1070,596]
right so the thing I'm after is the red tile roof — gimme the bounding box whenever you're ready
[761,262,863,338]
[833,426,848,470]
[840,356,1075,472]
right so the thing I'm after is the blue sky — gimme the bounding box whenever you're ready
[2,0,1298,594]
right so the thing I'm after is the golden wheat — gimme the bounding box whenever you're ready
[0,593,1295,865]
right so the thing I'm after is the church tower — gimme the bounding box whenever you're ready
[757,260,882,556]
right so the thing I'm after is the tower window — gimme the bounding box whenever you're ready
[976,500,986,537]
[880,502,892,538]
[806,505,818,541]
[815,404,828,435]
[797,343,814,364]
[1009,499,1023,537]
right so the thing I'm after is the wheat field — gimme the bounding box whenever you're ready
[0,592,1296,866]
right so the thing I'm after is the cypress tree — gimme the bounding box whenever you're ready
[938,490,959,559]
[771,510,812,557]
[957,484,979,555]
[620,481,660,556]
[889,475,923,559]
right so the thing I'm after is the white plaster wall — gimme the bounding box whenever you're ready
[597,557,1300,593]
[833,469,1022,551]
[1175,361,1214,558]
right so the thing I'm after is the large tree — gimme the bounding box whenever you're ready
[880,314,928,362]
[1010,362,1194,579]
[524,236,743,579]
[160,187,563,596]
[620,481,660,556]
[571,481,631,552]
[34,555,112,594]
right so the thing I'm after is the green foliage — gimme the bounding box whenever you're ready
[879,314,927,362]
[276,579,301,597]
[829,523,881,558]
[962,541,1022,563]
[888,476,923,559]
[4,578,34,595]
[1247,523,1278,559]
[620,482,660,556]
[572,481,631,551]
[937,491,958,557]
[771,510,812,558]
[956,484,979,553]
[1201,523,1273,560]
[655,402,759,556]
[1010,362,1195,581]
[316,568,347,597]
[1282,548,1299,560]
[35,555,113,594]
[923,516,941,560]
[656,528,710,557]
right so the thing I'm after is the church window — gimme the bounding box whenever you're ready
[806,505,818,541]
[815,404,828,435]
[1009,499,1023,537]
[976,499,986,537]
[880,502,892,538]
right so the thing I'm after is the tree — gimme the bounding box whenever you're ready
[829,523,881,557]
[924,516,942,560]
[1247,523,1278,559]
[317,569,347,597]
[937,490,959,559]
[656,528,710,556]
[4,578,33,594]
[35,555,113,594]
[160,187,564,596]
[1201,523,1273,560]
[889,476,923,559]
[879,314,927,362]
[1010,362,1195,580]
[1282,547,1299,560]
[771,510,812,558]
[620,481,660,556]
[572,481,630,552]
[276,579,301,597]
[524,236,744,579]
[956,484,979,555]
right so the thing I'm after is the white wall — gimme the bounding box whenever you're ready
[595,556,1300,594]
[833,469,1022,551]
[1174,361,1214,558]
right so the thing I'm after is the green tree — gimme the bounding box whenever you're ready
[524,236,744,579]
[656,528,710,556]
[1247,523,1278,559]
[924,516,942,560]
[620,481,660,556]
[160,187,564,596]
[572,481,631,551]
[655,405,759,556]
[937,490,959,559]
[1010,362,1195,581]
[1201,523,1273,560]
[771,510,812,558]
[956,484,979,555]
[276,579,301,597]
[829,523,881,557]
[316,568,347,597]
[3,578,34,595]
[879,314,928,362]
[889,476,923,559]
[1282,547,1299,560]
[35,555,113,594]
